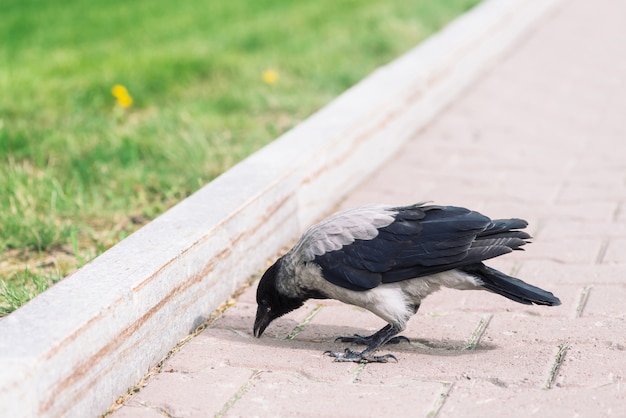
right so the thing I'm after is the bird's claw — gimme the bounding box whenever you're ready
[334,334,410,345]
[324,348,398,363]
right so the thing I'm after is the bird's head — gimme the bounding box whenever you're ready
[253,258,305,338]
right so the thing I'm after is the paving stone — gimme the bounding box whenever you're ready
[580,284,626,318]
[603,238,626,264]
[110,405,164,418]
[558,184,626,203]
[236,280,260,304]
[506,238,604,265]
[224,370,447,418]
[126,366,253,418]
[483,313,625,347]
[212,299,320,340]
[538,220,626,240]
[517,261,626,285]
[556,343,626,388]
[165,327,357,382]
[485,201,618,223]
[355,343,558,389]
[440,380,626,417]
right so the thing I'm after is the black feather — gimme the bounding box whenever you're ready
[318,250,383,290]
[314,204,534,291]
[461,263,561,306]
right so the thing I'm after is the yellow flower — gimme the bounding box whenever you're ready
[111,84,133,108]
[261,69,279,84]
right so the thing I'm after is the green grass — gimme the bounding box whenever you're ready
[0,0,481,315]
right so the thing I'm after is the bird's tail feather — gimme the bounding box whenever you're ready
[463,264,561,306]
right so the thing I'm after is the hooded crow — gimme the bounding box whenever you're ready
[253,202,560,363]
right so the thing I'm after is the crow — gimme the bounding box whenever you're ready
[253,202,561,363]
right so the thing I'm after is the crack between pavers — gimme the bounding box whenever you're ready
[574,286,593,318]
[427,381,454,418]
[226,327,252,339]
[215,369,263,418]
[285,304,324,340]
[465,314,492,350]
[350,362,367,382]
[612,201,623,223]
[508,263,521,277]
[595,239,609,264]
[544,342,569,390]
[137,402,181,418]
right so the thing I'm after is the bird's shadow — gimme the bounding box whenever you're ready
[204,315,497,357]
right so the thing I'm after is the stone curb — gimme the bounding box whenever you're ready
[0,0,560,416]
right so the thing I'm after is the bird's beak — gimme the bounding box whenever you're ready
[253,304,272,338]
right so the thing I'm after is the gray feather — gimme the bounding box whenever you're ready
[291,205,397,262]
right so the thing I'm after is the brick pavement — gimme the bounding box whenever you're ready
[111,0,626,416]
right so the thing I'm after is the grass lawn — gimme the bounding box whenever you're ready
[0,0,481,316]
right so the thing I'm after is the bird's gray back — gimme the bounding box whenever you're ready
[289,205,397,263]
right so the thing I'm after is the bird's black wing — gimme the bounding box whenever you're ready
[313,204,529,291]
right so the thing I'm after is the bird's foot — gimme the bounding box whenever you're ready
[335,334,410,346]
[324,348,397,363]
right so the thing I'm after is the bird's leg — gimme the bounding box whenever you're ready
[334,323,410,346]
[325,323,403,363]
